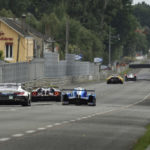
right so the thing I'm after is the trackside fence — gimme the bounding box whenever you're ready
[0,52,100,83]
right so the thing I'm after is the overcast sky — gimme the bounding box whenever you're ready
[133,0,150,5]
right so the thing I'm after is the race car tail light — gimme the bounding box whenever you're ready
[15,92,25,96]
[54,91,60,96]
[32,91,37,96]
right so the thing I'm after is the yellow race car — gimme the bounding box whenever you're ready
[106,75,124,84]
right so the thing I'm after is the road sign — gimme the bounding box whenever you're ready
[94,57,103,63]
[75,54,82,60]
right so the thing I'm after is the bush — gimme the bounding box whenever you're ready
[0,51,4,60]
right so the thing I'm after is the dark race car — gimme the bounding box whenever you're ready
[61,87,96,106]
[106,75,124,84]
[124,73,136,81]
[31,87,61,102]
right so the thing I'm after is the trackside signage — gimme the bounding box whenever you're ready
[75,54,82,60]
[94,57,103,63]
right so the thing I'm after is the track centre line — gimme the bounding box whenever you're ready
[12,134,24,137]
[0,138,11,142]
[25,130,36,134]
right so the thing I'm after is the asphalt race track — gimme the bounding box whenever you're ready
[1,69,150,150]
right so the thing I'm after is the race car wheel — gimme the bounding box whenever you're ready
[107,81,110,84]
[56,96,61,102]
[62,94,69,105]
[22,95,31,106]
[88,96,96,106]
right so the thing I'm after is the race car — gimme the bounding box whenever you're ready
[124,73,136,81]
[106,75,124,84]
[0,83,31,106]
[31,87,61,101]
[61,87,96,106]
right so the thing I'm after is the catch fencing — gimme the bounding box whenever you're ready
[0,52,99,83]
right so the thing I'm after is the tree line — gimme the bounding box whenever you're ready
[0,0,149,64]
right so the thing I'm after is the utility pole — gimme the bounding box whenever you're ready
[108,25,111,67]
[65,19,69,55]
[17,35,20,62]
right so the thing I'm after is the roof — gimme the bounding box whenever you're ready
[0,17,54,42]
[0,17,30,37]
[0,18,47,39]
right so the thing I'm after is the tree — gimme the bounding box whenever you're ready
[0,8,14,17]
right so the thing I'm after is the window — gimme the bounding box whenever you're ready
[5,43,13,58]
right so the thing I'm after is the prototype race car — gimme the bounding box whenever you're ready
[0,83,31,106]
[124,73,136,81]
[61,87,96,106]
[31,87,61,101]
[106,75,124,84]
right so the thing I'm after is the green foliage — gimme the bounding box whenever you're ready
[132,124,150,150]
[40,13,61,38]
[0,0,149,63]
[0,51,4,60]
[0,8,14,17]
[133,2,150,48]
[133,2,150,27]
[26,13,40,29]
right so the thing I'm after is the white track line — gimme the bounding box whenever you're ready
[26,130,36,134]
[0,138,10,142]
[46,125,53,128]
[12,134,24,137]
[37,128,46,131]
[54,123,61,126]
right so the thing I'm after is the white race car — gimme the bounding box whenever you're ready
[124,73,136,81]
[31,87,61,101]
[0,83,31,106]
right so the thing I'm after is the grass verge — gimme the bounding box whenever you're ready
[132,124,150,150]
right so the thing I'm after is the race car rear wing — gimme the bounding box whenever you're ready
[61,89,95,92]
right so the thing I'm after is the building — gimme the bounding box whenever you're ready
[0,18,34,63]
[0,17,54,63]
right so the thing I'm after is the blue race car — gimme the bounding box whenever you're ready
[61,87,96,106]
